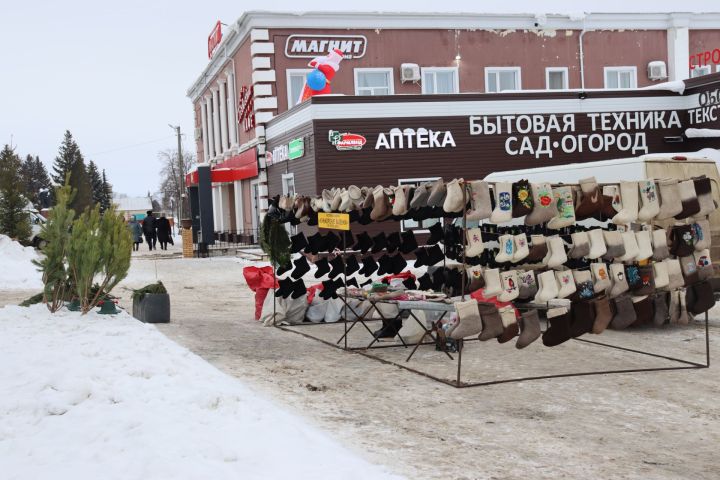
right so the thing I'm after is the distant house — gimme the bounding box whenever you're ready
[114,196,153,221]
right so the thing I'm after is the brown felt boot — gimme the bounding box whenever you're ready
[516,309,542,349]
[478,303,504,341]
[591,294,614,334]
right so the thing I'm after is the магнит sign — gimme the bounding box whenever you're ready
[285,35,367,59]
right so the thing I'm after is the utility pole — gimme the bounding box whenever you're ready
[169,124,185,220]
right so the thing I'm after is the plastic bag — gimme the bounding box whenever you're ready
[395,310,429,344]
[260,289,285,326]
[306,298,328,323]
[284,294,308,324]
[324,298,344,323]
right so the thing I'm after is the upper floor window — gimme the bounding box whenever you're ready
[286,69,311,109]
[546,67,568,90]
[604,67,637,89]
[691,65,713,78]
[354,68,394,96]
[485,67,521,93]
[421,67,459,94]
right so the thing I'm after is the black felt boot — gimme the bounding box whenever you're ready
[377,254,392,276]
[345,255,360,276]
[386,232,401,254]
[275,277,293,298]
[426,222,443,245]
[328,256,345,279]
[418,273,434,290]
[391,254,408,274]
[313,258,330,278]
[371,232,388,253]
[290,233,308,254]
[399,230,418,254]
[276,261,292,276]
[306,232,323,255]
[353,232,373,254]
[291,255,310,279]
[290,279,307,299]
[358,255,378,277]
[323,232,340,253]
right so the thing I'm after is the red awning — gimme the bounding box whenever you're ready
[186,148,259,186]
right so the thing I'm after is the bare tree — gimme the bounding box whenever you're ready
[157,147,195,216]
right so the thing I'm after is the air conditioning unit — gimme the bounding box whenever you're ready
[401,63,420,83]
[194,127,203,140]
[647,61,667,81]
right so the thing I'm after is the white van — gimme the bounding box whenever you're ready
[484,150,720,263]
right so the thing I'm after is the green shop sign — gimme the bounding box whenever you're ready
[288,137,304,160]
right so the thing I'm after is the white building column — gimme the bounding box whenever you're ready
[218,79,229,155]
[667,15,691,81]
[233,180,244,232]
[226,70,239,152]
[221,185,231,230]
[211,87,222,160]
[200,99,210,163]
[205,95,215,160]
[212,185,221,231]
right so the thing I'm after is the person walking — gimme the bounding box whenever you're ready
[127,218,143,251]
[142,210,157,251]
[156,216,172,250]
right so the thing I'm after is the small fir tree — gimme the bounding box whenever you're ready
[52,130,92,212]
[101,169,113,213]
[68,155,93,214]
[0,145,32,243]
[20,155,52,209]
[87,160,104,208]
[33,179,76,312]
[52,130,80,185]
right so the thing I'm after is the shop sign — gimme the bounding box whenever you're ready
[288,138,304,160]
[238,86,255,132]
[329,130,366,151]
[318,212,350,231]
[375,128,456,150]
[207,21,222,59]
[468,111,683,159]
[285,35,367,59]
[690,48,720,70]
[268,144,289,166]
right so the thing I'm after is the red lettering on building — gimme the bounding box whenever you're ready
[689,48,720,70]
[208,21,223,59]
[238,86,255,133]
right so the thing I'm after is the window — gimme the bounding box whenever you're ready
[354,68,394,96]
[398,178,442,233]
[421,67,459,94]
[691,65,712,78]
[286,69,311,109]
[604,67,637,89]
[281,173,296,234]
[546,67,568,90]
[485,67,521,93]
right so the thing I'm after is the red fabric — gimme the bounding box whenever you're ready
[254,288,269,321]
[470,290,520,318]
[243,266,278,291]
[381,271,416,283]
[306,283,324,304]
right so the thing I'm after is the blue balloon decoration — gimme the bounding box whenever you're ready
[306,69,327,91]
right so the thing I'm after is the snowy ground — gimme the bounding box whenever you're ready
[0,304,400,480]
[0,235,42,290]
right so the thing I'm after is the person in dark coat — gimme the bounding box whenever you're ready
[156,216,172,250]
[128,218,143,251]
[142,211,157,251]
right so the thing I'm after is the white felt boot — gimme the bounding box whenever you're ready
[533,270,560,303]
[511,233,530,263]
[555,270,577,299]
[545,236,568,269]
[489,182,513,224]
[482,268,503,297]
[612,181,639,225]
[497,270,520,302]
[587,228,608,260]
[495,234,515,263]
[618,231,639,262]
[465,227,484,257]
[637,179,660,222]
[635,230,653,261]
[653,261,670,290]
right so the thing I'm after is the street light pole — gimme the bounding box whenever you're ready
[169,124,185,220]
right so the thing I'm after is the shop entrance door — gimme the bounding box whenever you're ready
[282,173,296,234]
[250,179,259,241]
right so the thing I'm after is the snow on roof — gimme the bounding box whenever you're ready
[113,196,152,212]
[640,80,686,95]
[686,128,720,138]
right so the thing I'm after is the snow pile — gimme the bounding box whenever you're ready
[0,234,42,290]
[686,128,720,139]
[0,304,401,480]
[641,80,685,95]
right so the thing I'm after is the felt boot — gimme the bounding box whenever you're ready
[466,265,485,292]
[542,307,573,347]
[426,178,447,208]
[483,268,503,297]
[635,230,654,261]
[651,228,670,261]
[618,232,640,262]
[392,184,411,217]
[478,303,505,341]
[526,235,549,263]
[591,294,614,334]
[678,289,690,325]
[547,186,576,229]
[569,231,590,259]
[689,280,715,314]
[634,265,656,296]
[692,176,715,219]
[275,277,294,299]
[466,180,493,221]
[314,258,331,278]
[664,258,685,291]
[680,255,700,286]
[426,222,444,245]
[370,186,391,221]
[345,255,360,276]
[495,234,515,263]
[573,270,595,300]
[370,232,387,254]
[391,254,407,275]
[570,299,595,337]
[290,233,309,254]
[276,261,293,277]
[376,254,392,276]
[546,236,568,269]
[637,179,660,222]
[609,262,630,298]
[290,279,307,299]
[632,295,654,326]
[674,179,701,220]
[490,182,513,224]
[591,262,611,293]
[668,289,681,324]
[425,244,445,267]
[497,307,520,343]
[653,292,669,326]
[409,183,431,210]
[511,179,534,218]
[525,182,557,226]
[518,270,538,299]
[555,270,577,299]
[695,249,713,281]
[443,178,465,213]
[602,230,626,260]
[587,228,608,260]
[612,181,640,225]
[418,272,433,291]
[450,299,482,339]
[533,270,560,303]
[516,309,542,349]
[358,255,378,277]
[656,179,683,220]
[399,231,418,255]
[625,265,641,292]
[574,176,602,220]
[323,232,340,253]
[512,233,530,263]
[692,219,711,251]
[291,255,311,279]
[465,228,485,257]
[497,270,520,302]
[386,232,401,254]
[670,224,695,257]
[610,294,637,329]
[653,261,670,290]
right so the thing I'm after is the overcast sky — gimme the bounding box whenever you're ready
[1,0,717,197]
